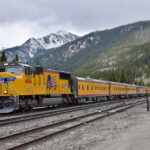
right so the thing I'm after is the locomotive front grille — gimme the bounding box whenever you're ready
[0,84,2,95]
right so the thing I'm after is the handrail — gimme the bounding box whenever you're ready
[9,80,19,96]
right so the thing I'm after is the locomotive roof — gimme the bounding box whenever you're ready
[18,63,31,67]
[45,69,71,74]
[0,62,32,67]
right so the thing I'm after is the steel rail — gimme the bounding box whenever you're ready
[0,98,137,127]
[0,99,145,150]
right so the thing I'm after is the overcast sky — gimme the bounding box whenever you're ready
[0,0,150,48]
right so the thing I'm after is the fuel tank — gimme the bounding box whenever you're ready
[39,97,63,106]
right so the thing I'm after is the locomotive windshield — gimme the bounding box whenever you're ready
[5,66,23,75]
[0,67,5,72]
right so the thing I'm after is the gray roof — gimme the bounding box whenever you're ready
[76,77,139,87]
[76,77,109,84]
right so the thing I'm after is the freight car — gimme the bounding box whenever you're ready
[0,62,149,113]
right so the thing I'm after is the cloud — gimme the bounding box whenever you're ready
[0,0,150,48]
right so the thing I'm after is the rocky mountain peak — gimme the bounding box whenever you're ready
[1,30,79,61]
[23,30,79,50]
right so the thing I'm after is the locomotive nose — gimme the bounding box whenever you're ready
[0,84,15,113]
[0,72,17,96]
[0,98,15,113]
[0,72,17,113]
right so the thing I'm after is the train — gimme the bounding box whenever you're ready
[0,62,149,113]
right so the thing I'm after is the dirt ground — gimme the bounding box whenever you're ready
[94,104,150,150]
[28,102,150,150]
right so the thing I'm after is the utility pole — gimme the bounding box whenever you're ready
[146,89,149,111]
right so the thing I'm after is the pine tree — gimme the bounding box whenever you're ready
[1,51,7,62]
[109,70,116,82]
[15,54,19,62]
[36,60,39,65]
[119,70,127,83]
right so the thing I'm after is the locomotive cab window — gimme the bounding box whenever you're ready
[0,67,5,72]
[6,66,23,75]
[25,67,32,75]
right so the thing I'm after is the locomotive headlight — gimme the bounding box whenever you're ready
[4,90,7,94]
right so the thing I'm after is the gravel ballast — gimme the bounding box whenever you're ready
[0,99,148,150]
[27,103,148,150]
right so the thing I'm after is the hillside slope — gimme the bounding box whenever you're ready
[35,21,150,84]
[37,21,150,70]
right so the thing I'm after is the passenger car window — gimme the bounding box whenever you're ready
[82,85,84,90]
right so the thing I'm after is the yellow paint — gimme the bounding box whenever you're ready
[111,84,127,95]
[78,80,149,96]
[0,71,149,98]
[78,81,109,96]
[126,86,137,95]
[0,71,73,97]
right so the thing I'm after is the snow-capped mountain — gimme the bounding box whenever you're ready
[24,30,79,50]
[2,30,79,62]
[37,30,79,49]
[22,30,79,58]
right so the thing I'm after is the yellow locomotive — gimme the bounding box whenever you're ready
[0,62,149,113]
[0,62,73,113]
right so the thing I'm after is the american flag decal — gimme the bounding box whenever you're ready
[47,75,57,90]
[0,77,4,84]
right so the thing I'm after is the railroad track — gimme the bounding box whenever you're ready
[0,100,100,118]
[0,98,146,150]
[0,99,116,118]
[0,97,139,119]
[0,97,137,127]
